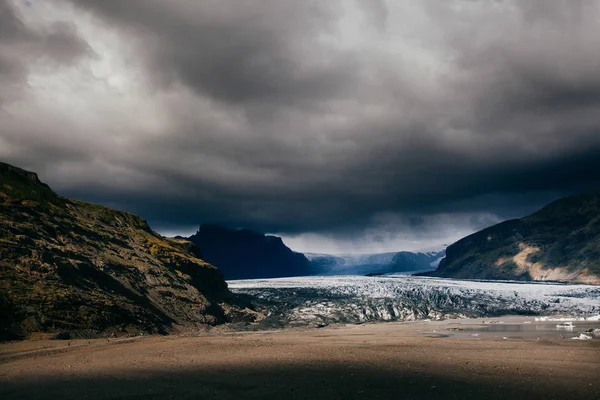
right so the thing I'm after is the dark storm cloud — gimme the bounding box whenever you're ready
[67,0,357,107]
[0,0,90,102]
[0,0,89,65]
[2,0,600,250]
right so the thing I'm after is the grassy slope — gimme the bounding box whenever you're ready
[0,162,253,340]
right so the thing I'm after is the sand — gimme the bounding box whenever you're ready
[1,318,599,400]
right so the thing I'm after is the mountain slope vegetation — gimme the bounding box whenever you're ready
[0,162,255,340]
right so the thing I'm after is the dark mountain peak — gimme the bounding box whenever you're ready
[526,193,600,222]
[197,224,235,234]
[195,224,285,244]
[196,224,266,239]
[0,162,45,185]
[192,225,287,252]
[188,224,312,280]
[429,193,600,284]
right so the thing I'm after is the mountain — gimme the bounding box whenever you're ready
[187,225,313,280]
[306,250,445,276]
[0,162,256,341]
[428,194,600,284]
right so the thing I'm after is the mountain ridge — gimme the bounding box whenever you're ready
[428,193,600,284]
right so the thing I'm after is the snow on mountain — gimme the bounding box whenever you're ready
[429,255,445,268]
[306,250,445,276]
[415,243,449,255]
[305,252,396,264]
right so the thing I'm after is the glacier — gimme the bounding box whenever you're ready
[228,275,600,327]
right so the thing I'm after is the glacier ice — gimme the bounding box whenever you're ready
[228,275,600,326]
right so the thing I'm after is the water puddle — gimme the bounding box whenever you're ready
[423,318,600,340]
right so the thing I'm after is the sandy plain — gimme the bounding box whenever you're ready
[1,317,599,400]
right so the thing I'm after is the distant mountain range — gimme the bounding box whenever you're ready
[186,225,444,279]
[191,193,600,285]
[427,193,600,284]
[0,162,255,341]
[306,250,444,276]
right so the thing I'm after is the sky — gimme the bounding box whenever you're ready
[1,0,600,254]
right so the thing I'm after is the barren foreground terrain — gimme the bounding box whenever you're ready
[1,319,599,400]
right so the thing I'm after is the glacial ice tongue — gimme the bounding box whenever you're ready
[228,276,600,326]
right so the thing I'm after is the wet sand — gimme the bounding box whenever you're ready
[1,318,599,400]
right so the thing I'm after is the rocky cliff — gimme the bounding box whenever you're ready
[428,194,600,284]
[0,162,256,340]
[187,225,313,280]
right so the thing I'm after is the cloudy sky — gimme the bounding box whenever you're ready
[2,0,600,253]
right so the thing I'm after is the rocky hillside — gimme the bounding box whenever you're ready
[428,194,600,284]
[187,225,313,280]
[0,162,256,341]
